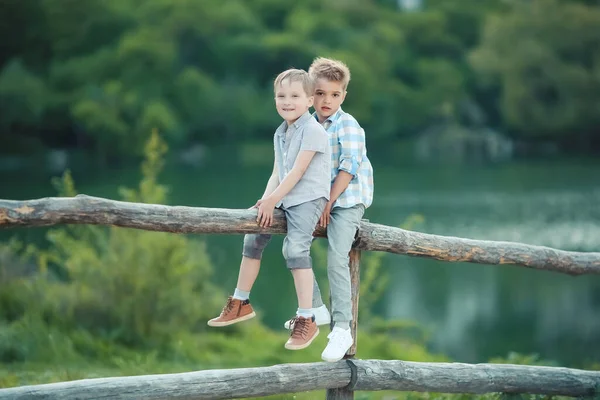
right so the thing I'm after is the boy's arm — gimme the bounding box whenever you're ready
[266,150,316,204]
[251,160,279,209]
[336,118,366,187]
[256,150,317,227]
[261,161,280,199]
[328,170,354,205]
[319,119,366,226]
[257,126,328,227]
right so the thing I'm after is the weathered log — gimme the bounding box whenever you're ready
[350,360,600,396]
[0,360,598,399]
[0,362,349,400]
[1,195,599,275]
[347,249,361,357]
[0,195,289,234]
[354,222,600,276]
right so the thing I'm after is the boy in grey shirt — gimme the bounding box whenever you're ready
[208,69,331,351]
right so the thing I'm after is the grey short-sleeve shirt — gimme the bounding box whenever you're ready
[274,111,331,209]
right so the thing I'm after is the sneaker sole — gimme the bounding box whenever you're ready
[321,341,353,362]
[207,311,256,327]
[284,328,320,350]
[321,353,346,362]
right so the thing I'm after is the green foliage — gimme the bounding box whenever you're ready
[119,129,169,203]
[6,0,599,157]
[1,133,222,354]
[470,0,600,148]
[0,238,42,318]
[489,352,557,367]
[0,60,47,145]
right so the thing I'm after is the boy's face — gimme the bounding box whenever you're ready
[275,79,314,124]
[313,78,346,122]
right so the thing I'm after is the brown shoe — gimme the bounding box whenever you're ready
[207,296,256,327]
[284,316,319,350]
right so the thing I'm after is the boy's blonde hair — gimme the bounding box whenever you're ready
[308,57,351,89]
[273,69,314,97]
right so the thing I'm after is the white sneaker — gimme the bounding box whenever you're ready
[283,305,331,329]
[321,326,353,362]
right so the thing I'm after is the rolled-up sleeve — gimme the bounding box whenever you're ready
[338,119,365,176]
[300,125,328,153]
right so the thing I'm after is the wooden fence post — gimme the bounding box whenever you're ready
[326,247,361,400]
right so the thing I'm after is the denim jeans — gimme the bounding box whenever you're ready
[311,204,365,323]
[242,197,327,269]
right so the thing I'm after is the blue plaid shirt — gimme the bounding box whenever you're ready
[315,108,374,209]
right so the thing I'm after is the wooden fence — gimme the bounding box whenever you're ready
[1,195,599,399]
[2,360,599,399]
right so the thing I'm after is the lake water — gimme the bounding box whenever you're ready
[1,154,599,367]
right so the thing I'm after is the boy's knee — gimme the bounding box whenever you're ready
[282,241,312,269]
[243,234,271,259]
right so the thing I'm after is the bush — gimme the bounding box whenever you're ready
[2,131,222,354]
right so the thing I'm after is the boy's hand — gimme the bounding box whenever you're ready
[319,201,333,228]
[257,197,276,228]
[250,199,262,209]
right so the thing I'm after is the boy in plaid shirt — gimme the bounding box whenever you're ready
[285,57,374,362]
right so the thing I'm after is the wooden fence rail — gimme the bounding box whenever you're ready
[1,360,599,399]
[2,194,600,399]
[1,195,600,275]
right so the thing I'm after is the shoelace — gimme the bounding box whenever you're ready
[289,317,310,339]
[221,297,236,315]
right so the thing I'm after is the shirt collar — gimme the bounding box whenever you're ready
[277,111,312,136]
[312,107,344,127]
[292,111,313,128]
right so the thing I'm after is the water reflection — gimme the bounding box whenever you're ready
[382,186,600,365]
[2,161,599,366]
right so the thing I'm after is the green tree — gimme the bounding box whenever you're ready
[5,0,595,156]
[470,0,600,150]
[1,132,222,355]
[0,60,47,151]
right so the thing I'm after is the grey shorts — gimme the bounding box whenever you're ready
[242,197,327,270]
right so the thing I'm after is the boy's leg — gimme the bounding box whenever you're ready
[283,271,330,329]
[321,204,364,361]
[207,234,271,327]
[283,258,330,329]
[326,205,364,327]
[282,198,326,350]
[291,269,313,308]
[236,234,272,293]
[312,272,325,308]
